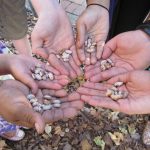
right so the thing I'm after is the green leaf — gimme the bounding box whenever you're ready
[93,136,105,150]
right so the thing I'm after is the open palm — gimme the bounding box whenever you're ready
[78,71,150,114]
[85,30,150,82]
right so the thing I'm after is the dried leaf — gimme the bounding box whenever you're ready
[108,111,119,121]
[81,139,92,150]
[64,75,86,93]
[0,140,6,149]
[108,132,124,146]
[90,108,97,116]
[42,133,50,139]
[63,143,72,150]
[93,136,105,150]
[44,124,52,136]
[128,124,136,135]
[119,127,128,135]
[54,126,62,135]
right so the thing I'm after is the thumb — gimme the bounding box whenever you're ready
[76,19,86,62]
[76,19,86,48]
[16,106,45,134]
[20,74,38,94]
[31,35,48,59]
[107,72,130,84]
[102,36,117,59]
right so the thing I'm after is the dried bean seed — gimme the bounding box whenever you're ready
[114,82,123,87]
[44,95,52,100]
[27,94,35,100]
[53,103,61,108]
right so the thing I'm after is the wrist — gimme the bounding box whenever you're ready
[86,0,110,10]
[31,0,60,16]
[86,3,109,22]
[135,30,150,43]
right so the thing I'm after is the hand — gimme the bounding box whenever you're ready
[78,70,150,114]
[39,90,84,123]
[76,5,109,65]
[31,4,81,77]
[47,53,82,79]
[85,30,150,82]
[8,55,43,94]
[0,80,45,134]
[8,55,64,94]
[36,65,70,90]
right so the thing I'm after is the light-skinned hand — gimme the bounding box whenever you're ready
[85,30,150,82]
[78,70,150,115]
[31,3,81,77]
[76,5,109,65]
[8,55,65,94]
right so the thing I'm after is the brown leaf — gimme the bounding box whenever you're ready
[81,139,92,150]
[0,140,6,149]
[54,126,62,135]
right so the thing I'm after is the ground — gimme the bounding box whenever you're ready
[0,1,150,150]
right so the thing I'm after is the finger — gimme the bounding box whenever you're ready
[60,92,81,102]
[61,100,84,110]
[42,89,67,97]
[85,62,100,72]
[45,65,60,75]
[90,67,127,82]
[48,54,69,75]
[19,74,38,94]
[77,87,104,96]
[35,89,43,103]
[58,78,70,86]
[68,92,81,101]
[76,19,86,62]
[43,107,79,123]
[102,37,117,59]
[90,51,97,65]
[77,47,86,64]
[82,82,109,90]
[71,46,81,66]
[63,61,77,79]
[85,66,101,80]
[107,72,130,84]
[81,95,120,111]
[16,106,45,134]
[55,75,70,86]
[37,80,62,90]
[55,75,70,81]
[31,36,48,59]
[96,41,105,59]
[85,53,91,65]
[69,56,82,76]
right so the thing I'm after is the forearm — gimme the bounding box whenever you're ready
[0,54,12,75]
[86,0,110,10]
[30,0,60,16]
